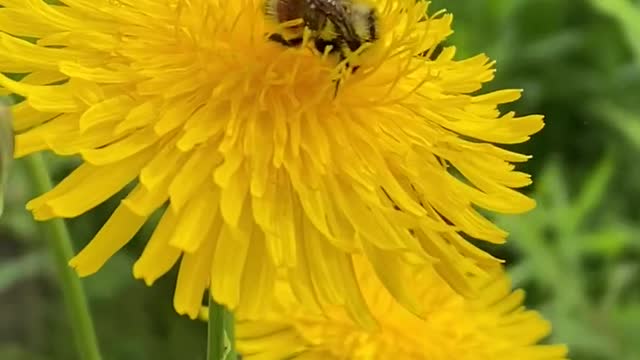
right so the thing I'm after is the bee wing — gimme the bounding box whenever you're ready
[0,97,15,217]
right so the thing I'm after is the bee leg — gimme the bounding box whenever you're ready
[268,33,290,46]
[268,33,303,47]
[333,51,350,98]
[312,38,344,98]
[332,65,356,97]
[314,38,338,54]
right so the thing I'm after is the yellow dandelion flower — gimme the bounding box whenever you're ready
[1,0,542,323]
[233,262,569,359]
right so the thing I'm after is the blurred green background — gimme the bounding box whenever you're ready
[2,0,640,359]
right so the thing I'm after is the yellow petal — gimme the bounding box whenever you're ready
[60,61,142,84]
[10,101,58,132]
[168,141,220,211]
[252,172,298,267]
[69,192,148,276]
[211,208,252,308]
[361,240,423,316]
[27,146,154,219]
[133,209,181,285]
[218,163,249,227]
[169,185,221,253]
[0,72,82,112]
[173,226,216,319]
[139,135,188,189]
[14,113,78,157]
[81,126,159,165]
[236,229,276,319]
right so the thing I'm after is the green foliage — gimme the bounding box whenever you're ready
[2,1,640,359]
[427,0,640,359]
[1,157,206,360]
[495,157,640,360]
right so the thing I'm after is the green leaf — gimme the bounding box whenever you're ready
[0,344,45,360]
[582,225,633,257]
[83,252,135,300]
[568,153,615,232]
[594,100,640,149]
[590,0,640,62]
[0,252,47,292]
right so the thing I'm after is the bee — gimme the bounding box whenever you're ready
[264,0,379,94]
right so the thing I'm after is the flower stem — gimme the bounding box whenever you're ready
[224,309,238,360]
[207,296,237,360]
[24,154,102,360]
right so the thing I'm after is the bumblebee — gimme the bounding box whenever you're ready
[264,0,378,82]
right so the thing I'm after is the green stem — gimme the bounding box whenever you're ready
[207,296,237,360]
[24,154,102,360]
[207,299,225,360]
[224,308,238,360]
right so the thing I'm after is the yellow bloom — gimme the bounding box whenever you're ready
[233,262,568,360]
[0,0,542,322]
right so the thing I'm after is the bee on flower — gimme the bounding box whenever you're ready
[0,0,543,326]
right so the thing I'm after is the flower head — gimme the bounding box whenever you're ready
[1,0,542,323]
[234,262,569,359]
